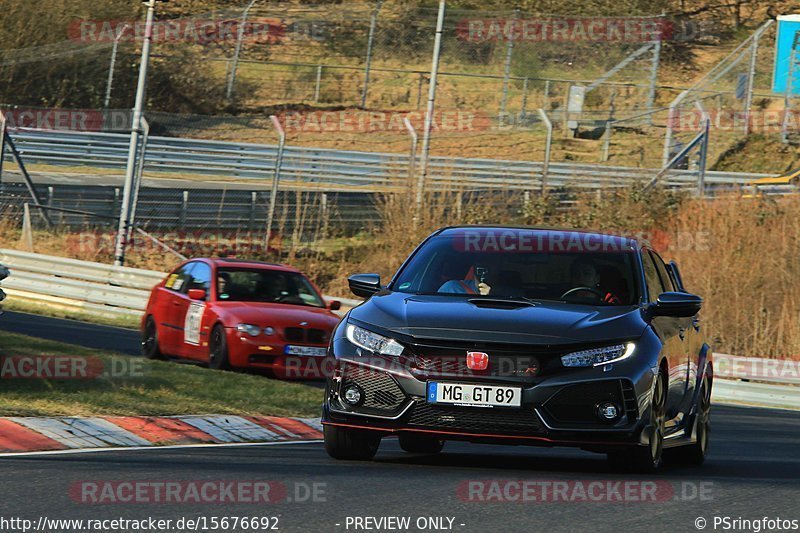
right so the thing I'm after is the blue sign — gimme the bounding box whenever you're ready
[772,15,800,95]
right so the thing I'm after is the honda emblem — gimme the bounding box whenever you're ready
[466,351,489,371]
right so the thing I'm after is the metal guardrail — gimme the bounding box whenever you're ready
[2,127,775,192]
[0,249,360,319]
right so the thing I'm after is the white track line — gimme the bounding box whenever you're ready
[0,439,323,458]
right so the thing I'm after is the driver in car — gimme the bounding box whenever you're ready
[568,259,621,304]
[438,265,492,295]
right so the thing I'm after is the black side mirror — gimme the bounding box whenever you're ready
[0,266,9,282]
[348,273,381,298]
[650,292,702,317]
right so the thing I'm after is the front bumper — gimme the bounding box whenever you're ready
[225,331,330,378]
[323,355,656,450]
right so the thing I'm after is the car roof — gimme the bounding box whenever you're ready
[435,225,646,251]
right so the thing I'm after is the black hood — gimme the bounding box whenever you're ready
[349,292,647,345]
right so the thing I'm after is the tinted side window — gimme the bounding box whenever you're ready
[650,251,676,292]
[165,262,195,294]
[188,262,212,292]
[640,252,664,303]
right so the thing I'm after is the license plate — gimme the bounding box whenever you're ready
[284,345,327,357]
[427,382,522,408]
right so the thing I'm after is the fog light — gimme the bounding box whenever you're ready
[343,384,363,406]
[597,402,620,420]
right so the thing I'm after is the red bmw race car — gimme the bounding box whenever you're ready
[141,258,342,378]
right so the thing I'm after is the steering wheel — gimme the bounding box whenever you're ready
[559,286,605,301]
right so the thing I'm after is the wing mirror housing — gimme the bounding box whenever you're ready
[187,288,207,301]
[348,273,381,298]
[650,292,702,317]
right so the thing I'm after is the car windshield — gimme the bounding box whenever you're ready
[391,231,639,306]
[217,268,325,308]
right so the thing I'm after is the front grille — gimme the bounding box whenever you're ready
[341,364,405,412]
[409,340,579,378]
[408,399,543,434]
[543,380,626,424]
[284,327,327,344]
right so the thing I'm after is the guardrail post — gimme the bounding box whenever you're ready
[320,192,329,238]
[249,191,258,231]
[266,115,286,249]
[179,191,189,228]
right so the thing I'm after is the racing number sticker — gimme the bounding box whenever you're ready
[184,302,205,345]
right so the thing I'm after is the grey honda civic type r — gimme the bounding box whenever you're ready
[322,226,712,473]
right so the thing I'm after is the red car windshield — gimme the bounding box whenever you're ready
[216,268,325,308]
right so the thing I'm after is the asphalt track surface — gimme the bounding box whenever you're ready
[0,311,141,355]
[1,405,798,533]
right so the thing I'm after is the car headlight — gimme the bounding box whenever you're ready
[236,323,262,337]
[345,323,404,356]
[561,343,635,367]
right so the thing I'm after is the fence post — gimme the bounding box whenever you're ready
[104,23,130,109]
[249,191,258,231]
[115,0,157,266]
[520,77,529,119]
[314,64,323,103]
[361,0,383,108]
[499,9,519,121]
[416,0,446,216]
[226,0,259,100]
[781,48,797,144]
[403,117,418,184]
[698,117,710,197]
[537,109,552,193]
[0,111,6,187]
[602,121,612,162]
[663,89,688,167]
[126,116,149,244]
[266,115,286,247]
[543,80,550,109]
[646,38,661,123]
[744,22,770,134]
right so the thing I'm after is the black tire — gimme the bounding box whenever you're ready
[609,369,667,474]
[324,424,381,461]
[141,316,164,359]
[399,434,444,454]
[669,376,711,466]
[209,324,231,370]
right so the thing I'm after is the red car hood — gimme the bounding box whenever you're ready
[213,301,341,330]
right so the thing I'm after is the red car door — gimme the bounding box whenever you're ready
[178,261,213,361]
[160,262,197,356]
